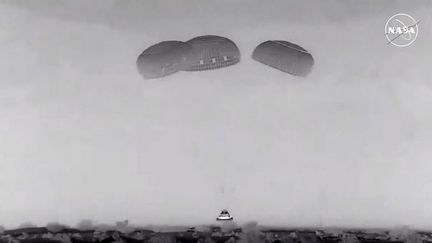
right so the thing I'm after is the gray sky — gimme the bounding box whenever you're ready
[0,0,432,229]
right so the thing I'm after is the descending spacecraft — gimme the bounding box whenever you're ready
[216,209,233,221]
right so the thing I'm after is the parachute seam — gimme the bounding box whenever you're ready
[273,41,309,53]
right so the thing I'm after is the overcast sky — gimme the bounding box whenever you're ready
[0,0,432,230]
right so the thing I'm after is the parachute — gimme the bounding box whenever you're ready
[136,37,314,79]
[216,209,233,221]
[184,35,240,71]
[252,40,314,76]
[136,41,192,79]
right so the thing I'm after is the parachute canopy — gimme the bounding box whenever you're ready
[216,209,233,221]
[252,40,314,76]
[136,41,192,79]
[184,35,240,71]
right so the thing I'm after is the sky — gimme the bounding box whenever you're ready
[0,0,432,230]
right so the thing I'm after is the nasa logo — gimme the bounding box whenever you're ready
[385,13,419,47]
